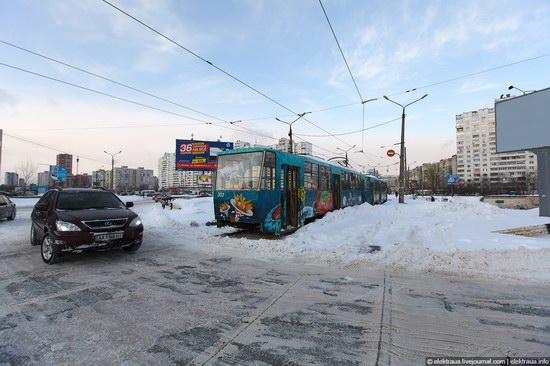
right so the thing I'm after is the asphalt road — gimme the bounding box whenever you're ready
[1,202,549,365]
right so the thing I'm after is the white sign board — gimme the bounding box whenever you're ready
[495,87,550,153]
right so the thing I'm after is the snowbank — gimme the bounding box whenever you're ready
[145,196,550,283]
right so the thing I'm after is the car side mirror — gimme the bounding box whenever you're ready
[34,203,48,211]
[125,202,134,208]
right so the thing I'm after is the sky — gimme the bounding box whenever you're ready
[1,0,550,182]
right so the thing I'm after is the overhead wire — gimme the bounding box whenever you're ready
[101,0,357,151]
[3,132,109,165]
[0,62,213,125]
[0,39,227,124]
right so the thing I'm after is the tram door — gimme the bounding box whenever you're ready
[284,166,299,228]
[333,174,341,209]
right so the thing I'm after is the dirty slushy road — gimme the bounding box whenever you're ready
[1,201,549,365]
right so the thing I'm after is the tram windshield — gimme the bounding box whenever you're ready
[215,152,265,190]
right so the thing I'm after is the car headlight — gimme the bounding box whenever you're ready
[56,220,81,232]
[130,216,142,227]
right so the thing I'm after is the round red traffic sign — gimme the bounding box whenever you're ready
[387,149,396,157]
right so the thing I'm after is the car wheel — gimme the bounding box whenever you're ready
[7,209,15,220]
[122,241,142,252]
[41,234,60,264]
[30,226,39,246]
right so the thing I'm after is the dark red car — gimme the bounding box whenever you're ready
[30,188,143,264]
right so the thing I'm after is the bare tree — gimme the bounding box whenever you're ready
[16,158,38,191]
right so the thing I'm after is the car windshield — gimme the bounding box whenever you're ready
[57,191,125,210]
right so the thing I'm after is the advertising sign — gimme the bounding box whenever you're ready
[176,139,233,171]
[446,175,460,186]
[49,165,67,182]
[197,175,212,185]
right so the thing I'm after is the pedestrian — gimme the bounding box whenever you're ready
[430,195,435,202]
[395,191,398,198]
[161,201,166,209]
[170,202,173,210]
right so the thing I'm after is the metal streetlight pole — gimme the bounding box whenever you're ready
[337,145,356,167]
[383,94,427,203]
[104,150,122,191]
[275,112,310,154]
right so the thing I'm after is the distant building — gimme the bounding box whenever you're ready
[268,138,312,155]
[408,156,458,193]
[56,153,73,175]
[67,174,92,188]
[5,172,18,187]
[234,140,251,149]
[456,108,537,192]
[91,169,108,188]
[37,171,50,187]
[100,166,156,191]
[18,178,25,187]
[158,152,210,190]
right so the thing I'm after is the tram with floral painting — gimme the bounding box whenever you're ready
[213,147,387,234]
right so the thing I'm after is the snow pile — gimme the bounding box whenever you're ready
[146,196,550,282]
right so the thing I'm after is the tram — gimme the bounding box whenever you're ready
[213,147,387,234]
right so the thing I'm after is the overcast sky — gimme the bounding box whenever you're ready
[1,0,550,182]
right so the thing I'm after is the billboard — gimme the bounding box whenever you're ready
[446,175,460,186]
[49,165,67,182]
[495,87,550,153]
[176,140,233,171]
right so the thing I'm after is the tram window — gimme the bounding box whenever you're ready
[304,162,318,190]
[351,174,359,190]
[311,164,319,190]
[260,152,276,190]
[342,173,350,190]
[320,166,330,190]
[304,162,312,189]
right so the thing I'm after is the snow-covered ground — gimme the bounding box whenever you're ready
[137,195,550,283]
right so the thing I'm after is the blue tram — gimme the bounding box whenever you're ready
[213,147,387,234]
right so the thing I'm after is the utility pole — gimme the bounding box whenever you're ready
[104,150,122,191]
[383,94,428,203]
[337,145,356,167]
[275,112,310,154]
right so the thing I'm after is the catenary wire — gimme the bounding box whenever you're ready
[3,132,110,165]
[318,0,363,102]
[101,0,358,150]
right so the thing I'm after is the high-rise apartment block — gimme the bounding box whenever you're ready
[56,153,73,175]
[4,172,18,187]
[268,138,312,155]
[158,153,211,190]
[456,108,537,186]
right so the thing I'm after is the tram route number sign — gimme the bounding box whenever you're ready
[387,149,396,157]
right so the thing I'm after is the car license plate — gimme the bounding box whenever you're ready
[94,232,123,242]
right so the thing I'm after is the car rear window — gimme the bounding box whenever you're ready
[57,192,125,210]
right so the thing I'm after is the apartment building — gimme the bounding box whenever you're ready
[158,153,210,190]
[56,153,73,176]
[456,108,537,187]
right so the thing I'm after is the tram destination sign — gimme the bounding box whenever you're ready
[175,139,234,171]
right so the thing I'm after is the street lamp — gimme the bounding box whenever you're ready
[275,112,310,154]
[508,85,526,95]
[104,150,122,190]
[336,145,356,167]
[358,98,378,152]
[383,94,428,203]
